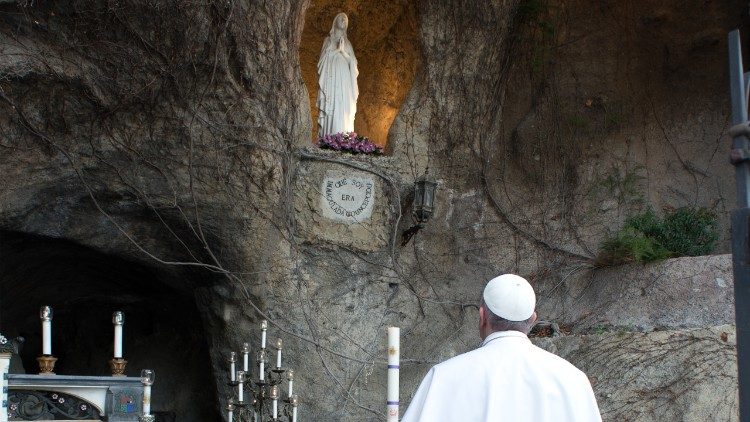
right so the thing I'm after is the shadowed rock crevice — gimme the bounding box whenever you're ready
[0,231,221,422]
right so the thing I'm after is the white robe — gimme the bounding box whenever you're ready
[401,331,602,422]
[317,34,358,136]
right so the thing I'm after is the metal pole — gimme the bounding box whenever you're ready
[728,29,750,422]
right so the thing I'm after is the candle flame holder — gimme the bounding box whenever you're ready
[37,355,57,375]
[109,357,128,376]
[225,320,299,421]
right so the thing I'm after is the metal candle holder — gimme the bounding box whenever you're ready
[226,320,300,421]
[38,306,56,374]
[109,358,127,376]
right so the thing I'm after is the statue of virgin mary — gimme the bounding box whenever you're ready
[317,13,359,137]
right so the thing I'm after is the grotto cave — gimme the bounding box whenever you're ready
[0,231,219,422]
[0,0,749,421]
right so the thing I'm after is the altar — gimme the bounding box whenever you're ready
[1,308,156,422]
[5,373,144,421]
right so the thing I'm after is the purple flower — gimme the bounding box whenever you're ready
[316,132,381,154]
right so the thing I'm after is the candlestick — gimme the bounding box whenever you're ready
[226,397,235,421]
[109,357,128,377]
[140,369,155,416]
[143,385,152,415]
[270,385,279,419]
[237,370,246,403]
[287,369,294,398]
[113,311,124,358]
[242,342,250,372]
[260,320,268,349]
[36,355,57,375]
[275,338,283,368]
[258,349,266,381]
[40,306,52,356]
[229,352,237,382]
[291,394,299,422]
[387,327,400,422]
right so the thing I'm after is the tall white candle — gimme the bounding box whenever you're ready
[276,338,282,368]
[229,352,236,382]
[140,369,155,416]
[291,394,299,422]
[258,349,266,381]
[387,327,400,422]
[40,306,52,356]
[237,372,245,402]
[261,320,268,349]
[287,369,294,398]
[113,311,124,359]
[242,342,250,372]
[143,385,152,415]
[227,398,235,422]
[270,385,279,418]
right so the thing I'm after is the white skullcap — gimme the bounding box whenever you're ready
[483,274,536,321]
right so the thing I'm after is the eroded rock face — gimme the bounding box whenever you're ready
[539,254,736,332]
[0,0,746,421]
[535,326,739,422]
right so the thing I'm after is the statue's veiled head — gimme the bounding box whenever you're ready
[333,12,348,33]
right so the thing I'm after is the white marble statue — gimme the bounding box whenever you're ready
[317,12,359,137]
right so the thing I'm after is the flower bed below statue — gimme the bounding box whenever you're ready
[316,132,383,155]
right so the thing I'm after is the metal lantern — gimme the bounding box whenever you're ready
[412,169,437,225]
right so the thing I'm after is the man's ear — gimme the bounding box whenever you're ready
[529,311,538,325]
[479,305,487,326]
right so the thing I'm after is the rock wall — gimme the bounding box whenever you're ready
[536,325,738,422]
[0,0,747,421]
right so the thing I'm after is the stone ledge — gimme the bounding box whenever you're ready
[539,254,734,332]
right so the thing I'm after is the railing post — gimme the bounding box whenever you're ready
[728,29,750,422]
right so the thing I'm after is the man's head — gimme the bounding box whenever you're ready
[479,274,537,339]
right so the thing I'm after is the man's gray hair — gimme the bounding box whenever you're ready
[482,299,535,334]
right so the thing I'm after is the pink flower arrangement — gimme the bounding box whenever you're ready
[316,132,383,155]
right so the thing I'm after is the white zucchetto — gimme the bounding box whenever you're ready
[483,274,536,321]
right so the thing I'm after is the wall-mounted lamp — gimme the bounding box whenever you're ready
[402,168,437,246]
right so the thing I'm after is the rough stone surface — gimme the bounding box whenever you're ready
[0,1,747,421]
[534,326,738,421]
[537,254,736,332]
[293,156,394,251]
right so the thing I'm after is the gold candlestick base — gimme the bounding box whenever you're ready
[109,358,127,376]
[37,355,57,374]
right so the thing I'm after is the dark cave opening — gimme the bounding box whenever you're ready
[0,230,220,422]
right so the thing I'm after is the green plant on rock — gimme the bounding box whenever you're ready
[596,207,718,266]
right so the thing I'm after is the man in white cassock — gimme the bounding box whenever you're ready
[401,274,602,422]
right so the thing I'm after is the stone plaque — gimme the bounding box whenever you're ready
[321,174,375,221]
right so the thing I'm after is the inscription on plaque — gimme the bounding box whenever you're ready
[321,175,375,221]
